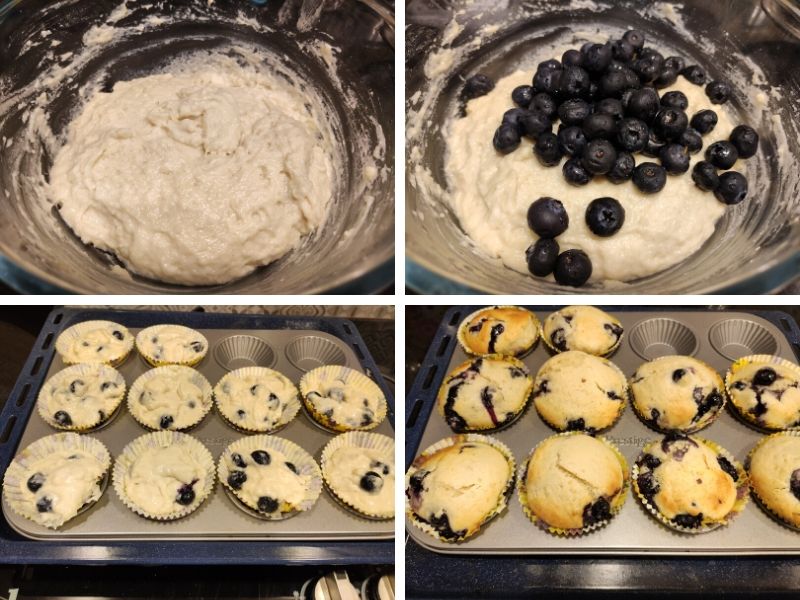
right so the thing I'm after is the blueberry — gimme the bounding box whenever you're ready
[501,108,528,134]
[705,141,738,169]
[642,130,667,158]
[636,471,660,498]
[408,470,428,497]
[632,53,663,84]
[625,87,660,124]
[100,381,117,392]
[654,108,688,141]
[285,462,298,475]
[660,91,688,110]
[557,66,591,99]
[663,56,686,72]
[598,71,630,99]
[715,171,748,205]
[611,39,635,62]
[554,249,592,287]
[557,125,587,156]
[690,109,718,135]
[753,367,777,386]
[791,470,800,502]
[36,497,53,513]
[462,74,494,99]
[641,453,661,470]
[190,341,204,353]
[673,513,703,528]
[529,92,558,120]
[176,484,195,505]
[538,58,562,72]
[566,418,586,431]
[112,330,124,341]
[582,113,618,140]
[672,368,686,382]
[622,30,645,50]
[159,415,173,429]
[582,43,613,73]
[581,139,617,175]
[236,409,246,419]
[257,496,279,513]
[227,470,247,490]
[654,67,677,88]
[558,98,591,126]
[561,48,584,67]
[520,110,552,138]
[717,456,739,482]
[527,197,569,238]
[705,80,732,104]
[533,66,562,95]
[360,471,383,493]
[534,132,563,167]
[632,162,667,194]
[69,379,84,395]
[54,411,72,427]
[492,124,520,154]
[606,151,635,183]
[616,117,649,152]
[730,124,759,159]
[231,453,247,468]
[659,143,690,174]
[526,238,560,277]
[691,161,719,191]
[679,128,703,153]
[27,472,45,493]
[595,98,624,121]
[680,65,706,85]
[249,384,260,396]
[582,497,612,526]
[563,157,592,186]
[511,85,534,108]
[251,450,271,465]
[586,197,625,237]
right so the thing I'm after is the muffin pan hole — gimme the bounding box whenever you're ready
[285,335,347,372]
[629,318,698,360]
[709,319,779,361]
[213,335,277,371]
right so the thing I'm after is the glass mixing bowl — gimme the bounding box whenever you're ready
[0,0,394,294]
[406,0,800,294]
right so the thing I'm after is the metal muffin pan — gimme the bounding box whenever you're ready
[3,324,394,542]
[405,307,800,555]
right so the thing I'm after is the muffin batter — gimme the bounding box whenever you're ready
[325,446,394,517]
[39,364,125,430]
[130,366,211,430]
[215,368,298,432]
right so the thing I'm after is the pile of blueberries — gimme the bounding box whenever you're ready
[462,30,759,287]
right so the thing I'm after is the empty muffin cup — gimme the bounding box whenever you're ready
[628,318,698,360]
[708,319,779,361]
[285,335,348,372]
[213,335,276,371]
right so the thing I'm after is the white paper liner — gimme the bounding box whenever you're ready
[112,431,215,521]
[299,366,387,432]
[55,320,134,367]
[746,430,800,531]
[135,325,209,367]
[127,365,213,431]
[213,367,301,434]
[725,354,800,432]
[456,306,541,358]
[320,432,395,520]
[3,433,111,529]
[541,308,624,357]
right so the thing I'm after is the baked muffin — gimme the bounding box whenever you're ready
[436,356,533,432]
[128,366,213,431]
[519,433,628,533]
[542,306,623,356]
[633,433,747,532]
[38,363,126,431]
[748,432,800,528]
[2,433,110,529]
[457,306,539,357]
[55,320,133,366]
[299,366,387,432]
[214,367,300,433]
[630,356,725,433]
[532,351,626,433]
[726,356,800,430]
[321,432,394,519]
[405,435,514,542]
[135,325,208,367]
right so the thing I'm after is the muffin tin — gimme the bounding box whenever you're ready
[0,308,394,559]
[406,307,800,555]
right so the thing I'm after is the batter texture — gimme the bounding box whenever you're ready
[48,52,334,286]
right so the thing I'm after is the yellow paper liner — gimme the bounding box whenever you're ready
[405,433,516,543]
[540,307,624,357]
[516,431,629,536]
[55,320,133,367]
[320,432,395,520]
[135,325,209,367]
[112,431,215,521]
[435,355,534,434]
[456,306,541,358]
[746,430,800,531]
[37,363,127,432]
[299,366,387,433]
[213,367,301,434]
[632,436,749,534]
[217,435,322,520]
[3,433,111,529]
[628,355,727,434]
[725,354,800,432]
[127,365,213,431]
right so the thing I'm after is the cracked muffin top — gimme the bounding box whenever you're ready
[532,351,627,433]
[630,356,725,433]
[457,306,540,357]
[727,359,800,430]
[521,433,626,531]
[436,356,533,432]
[748,433,800,528]
[542,306,623,356]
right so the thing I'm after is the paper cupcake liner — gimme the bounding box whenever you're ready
[37,363,127,432]
[632,437,749,534]
[540,312,624,358]
[218,435,322,520]
[112,431,215,521]
[299,366,387,433]
[405,433,516,543]
[3,433,111,529]
[320,431,395,520]
[436,355,534,434]
[213,367,301,434]
[629,356,727,434]
[516,432,629,536]
[725,354,800,432]
[128,366,213,431]
[135,325,209,367]
[55,320,134,367]
[456,306,541,358]
[746,430,800,531]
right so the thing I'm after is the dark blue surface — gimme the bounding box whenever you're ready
[0,307,394,566]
